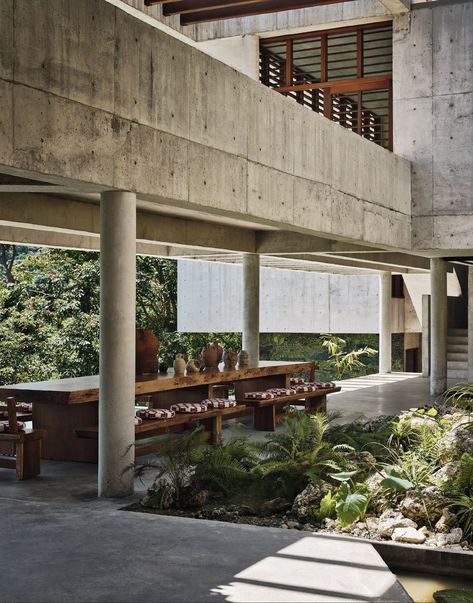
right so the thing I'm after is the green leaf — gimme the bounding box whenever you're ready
[426,408,438,417]
[329,470,357,482]
[335,492,368,527]
[380,475,414,492]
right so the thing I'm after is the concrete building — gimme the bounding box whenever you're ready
[0,0,472,495]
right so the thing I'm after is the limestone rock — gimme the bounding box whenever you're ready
[291,482,330,520]
[366,472,384,492]
[400,487,446,523]
[391,527,426,544]
[433,462,460,484]
[378,512,418,537]
[435,508,458,533]
[435,528,463,547]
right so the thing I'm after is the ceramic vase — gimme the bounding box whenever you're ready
[173,353,186,376]
[223,349,238,371]
[186,359,201,374]
[237,350,249,368]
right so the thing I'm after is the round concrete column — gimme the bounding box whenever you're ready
[468,266,473,383]
[242,253,260,365]
[379,272,392,374]
[99,191,136,498]
[430,258,447,396]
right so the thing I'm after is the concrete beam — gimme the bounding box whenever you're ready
[278,254,414,273]
[378,0,410,14]
[255,231,376,255]
[325,252,430,271]
[0,193,256,254]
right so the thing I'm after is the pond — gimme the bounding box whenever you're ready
[396,572,473,602]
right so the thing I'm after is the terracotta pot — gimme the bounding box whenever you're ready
[201,343,220,370]
[186,359,201,374]
[237,350,249,368]
[223,349,238,371]
[135,329,159,375]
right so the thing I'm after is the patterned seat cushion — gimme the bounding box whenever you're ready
[290,377,306,385]
[202,398,237,409]
[0,421,25,433]
[170,403,208,414]
[135,416,143,426]
[267,388,298,397]
[244,391,277,400]
[136,408,176,420]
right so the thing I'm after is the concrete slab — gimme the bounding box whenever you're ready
[0,459,409,603]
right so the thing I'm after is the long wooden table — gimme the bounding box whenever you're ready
[0,361,315,462]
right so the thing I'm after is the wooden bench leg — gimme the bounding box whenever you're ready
[201,415,223,446]
[254,405,276,431]
[306,395,327,414]
[16,439,41,480]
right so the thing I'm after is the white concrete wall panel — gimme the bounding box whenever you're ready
[177,260,408,334]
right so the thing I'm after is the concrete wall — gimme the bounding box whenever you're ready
[0,0,412,251]
[393,2,473,252]
[196,35,260,79]
[177,259,420,333]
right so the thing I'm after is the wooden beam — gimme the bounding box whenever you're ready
[174,0,348,25]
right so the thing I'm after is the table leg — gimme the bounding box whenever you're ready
[254,405,276,431]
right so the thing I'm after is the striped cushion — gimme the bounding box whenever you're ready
[267,388,298,397]
[203,398,237,409]
[290,377,306,385]
[244,392,276,400]
[0,421,25,433]
[136,408,176,420]
[135,417,143,426]
[170,403,208,414]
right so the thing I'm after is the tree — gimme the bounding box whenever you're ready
[0,244,17,283]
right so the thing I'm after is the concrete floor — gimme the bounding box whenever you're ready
[1,373,429,602]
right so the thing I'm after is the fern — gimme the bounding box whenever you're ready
[454,453,473,497]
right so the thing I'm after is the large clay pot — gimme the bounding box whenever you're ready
[135,329,159,375]
[173,353,186,376]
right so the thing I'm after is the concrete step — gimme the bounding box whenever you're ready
[448,336,468,345]
[448,329,468,336]
[448,344,468,353]
[448,369,469,379]
[447,360,468,370]
[447,352,468,362]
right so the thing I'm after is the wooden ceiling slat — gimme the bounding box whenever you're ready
[145,0,348,24]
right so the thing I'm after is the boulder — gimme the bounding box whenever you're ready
[435,528,463,547]
[435,508,458,534]
[261,497,292,515]
[400,487,447,523]
[391,527,426,544]
[291,482,330,520]
[433,462,460,483]
[377,512,418,538]
[366,472,384,492]
[442,428,473,455]
[408,415,439,432]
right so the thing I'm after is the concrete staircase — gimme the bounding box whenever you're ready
[448,328,468,379]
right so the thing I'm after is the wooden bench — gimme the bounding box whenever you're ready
[238,386,341,431]
[76,404,247,456]
[0,397,45,479]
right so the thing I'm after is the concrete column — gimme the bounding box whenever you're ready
[379,272,392,374]
[421,294,431,377]
[468,267,473,383]
[430,258,448,395]
[99,191,136,498]
[242,253,260,365]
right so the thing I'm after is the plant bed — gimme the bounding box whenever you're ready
[127,385,473,555]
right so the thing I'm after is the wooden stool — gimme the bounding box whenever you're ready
[0,397,45,479]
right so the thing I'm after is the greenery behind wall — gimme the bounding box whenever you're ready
[0,246,402,385]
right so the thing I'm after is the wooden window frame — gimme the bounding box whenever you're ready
[260,21,393,151]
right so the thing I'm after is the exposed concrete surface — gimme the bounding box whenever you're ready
[0,0,411,251]
[177,260,421,334]
[393,2,473,251]
[0,461,410,603]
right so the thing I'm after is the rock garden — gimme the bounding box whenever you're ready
[132,383,473,553]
